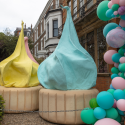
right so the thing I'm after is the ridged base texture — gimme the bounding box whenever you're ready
[39,88,99,124]
[0,85,43,113]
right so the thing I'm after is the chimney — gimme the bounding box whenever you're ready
[31,24,32,32]
[25,23,26,29]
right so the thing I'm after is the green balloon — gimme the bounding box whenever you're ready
[107,89,115,96]
[123,89,125,93]
[97,1,111,21]
[119,63,125,72]
[118,49,124,56]
[81,108,97,124]
[111,67,119,74]
[112,4,119,11]
[106,107,118,119]
[120,45,125,49]
[89,98,99,109]
[115,114,121,123]
[120,73,125,79]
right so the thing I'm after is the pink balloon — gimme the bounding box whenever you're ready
[114,63,119,68]
[24,37,39,65]
[108,1,114,8]
[104,50,117,64]
[119,0,125,6]
[112,0,120,4]
[117,99,125,111]
[113,99,117,108]
[115,27,122,29]
[112,77,125,90]
[94,118,120,125]
[119,57,125,63]
[114,11,118,15]
[106,29,125,48]
[119,19,125,27]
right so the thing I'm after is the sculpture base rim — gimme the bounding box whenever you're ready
[0,85,43,113]
[39,88,99,125]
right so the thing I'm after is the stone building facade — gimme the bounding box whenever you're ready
[31,0,63,59]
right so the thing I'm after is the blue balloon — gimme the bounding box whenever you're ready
[106,9,114,18]
[118,63,122,71]
[117,108,125,116]
[94,107,106,119]
[111,14,115,18]
[97,91,114,109]
[119,24,122,28]
[113,89,125,100]
[121,15,125,20]
[111,74,119,79]
[112,53,122,63]
[110,84,116,90]
[103,23,118,38]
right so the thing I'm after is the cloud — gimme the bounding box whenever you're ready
[0,0,48,33]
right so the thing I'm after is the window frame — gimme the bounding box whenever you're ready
[47,22,49,39]
[73,0,77,20]
[53,19,58,37]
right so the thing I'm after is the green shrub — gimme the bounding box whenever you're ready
[0,95,5,122]
[33,56,45,64]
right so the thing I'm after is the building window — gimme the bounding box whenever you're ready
[44,36,46,42]
[41,21,42,34]
[68,1,71,11]
[38,40,41,50]
[87,31,95,60]
[37,28,38,39]
[80,0,84,8]
[87,0,93,9]
[42,39,44,48]
[35,31,36,41]
[73,0,77,20]
[53,20,58,37]
[47,23,49,39]
[27,32,30,37]
[79,35,85,48]
[97,26,107,73]
[56,0,59,9]
[80,0,85,16]
[41,39,43,50]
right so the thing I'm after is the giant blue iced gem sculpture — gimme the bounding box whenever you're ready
[37,6,97,90]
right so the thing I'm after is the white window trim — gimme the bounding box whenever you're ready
[41,38,43,50]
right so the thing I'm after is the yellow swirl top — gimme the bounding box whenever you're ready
[0,21,39,87]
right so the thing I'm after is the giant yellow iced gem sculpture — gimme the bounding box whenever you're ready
[0,21,39,87]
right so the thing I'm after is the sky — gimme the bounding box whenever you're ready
[0,0,48,34]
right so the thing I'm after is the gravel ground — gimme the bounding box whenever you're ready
[0,112,59,125]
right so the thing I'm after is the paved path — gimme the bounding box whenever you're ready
[1,113,58,125]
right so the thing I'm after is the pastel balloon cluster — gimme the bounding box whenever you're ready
[80,1,125,125]
[97,1,125,30]
[80,91,123,124]
[103,23,125,48]
[104,44,125,89]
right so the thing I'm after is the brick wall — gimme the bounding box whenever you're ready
[62,0,120,92]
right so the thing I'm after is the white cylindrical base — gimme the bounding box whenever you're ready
[39,88,99,124]
[0,85,43,113]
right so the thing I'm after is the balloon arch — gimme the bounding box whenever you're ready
[80,0,125,125]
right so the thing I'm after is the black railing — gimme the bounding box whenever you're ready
[58,0,103,37]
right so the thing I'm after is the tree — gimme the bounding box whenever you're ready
[0,28,34,62]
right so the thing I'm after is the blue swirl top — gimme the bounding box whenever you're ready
[37,6,97,90]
